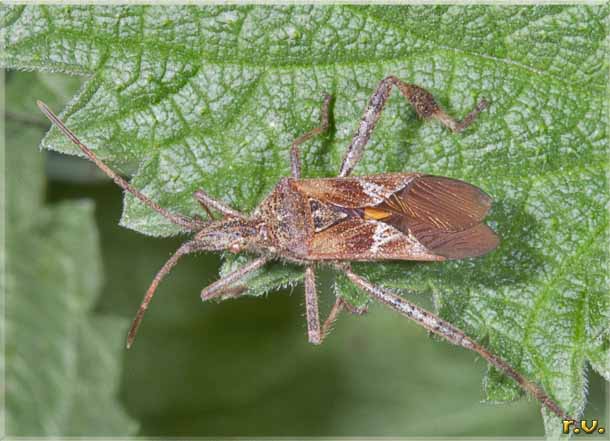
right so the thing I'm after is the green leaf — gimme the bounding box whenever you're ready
[220,254,303,298]
[2,4,608,434]
[4,71,138,435]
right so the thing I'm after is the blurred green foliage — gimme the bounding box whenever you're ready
[2,4,609,437]
[5,71,137,435]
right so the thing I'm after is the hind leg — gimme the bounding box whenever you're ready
[339,76,488,177]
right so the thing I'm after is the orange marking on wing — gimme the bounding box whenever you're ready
[364,207,393,220]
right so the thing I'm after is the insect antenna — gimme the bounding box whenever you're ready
[36,101,204,232]
[126,240,201,348]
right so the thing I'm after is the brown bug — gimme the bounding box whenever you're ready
[37,75,570,420]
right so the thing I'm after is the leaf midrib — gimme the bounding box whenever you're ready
[6,6,606,95]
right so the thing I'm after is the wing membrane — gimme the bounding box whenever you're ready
[376,175,499,258]
[410,222,499,259]
[398,175,493,232]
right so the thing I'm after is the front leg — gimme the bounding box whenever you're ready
[339,76,489,177]
[193,189,247,220]
[201,257,269,300]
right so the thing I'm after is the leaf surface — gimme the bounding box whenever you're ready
[2,5,608,433]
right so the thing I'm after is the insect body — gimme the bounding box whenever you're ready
[37,75,569,420]
[258,173,498,262]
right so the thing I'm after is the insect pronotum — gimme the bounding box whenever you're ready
[37,75,571,420]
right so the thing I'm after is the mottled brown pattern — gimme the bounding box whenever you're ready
[309,219,375,257]
[304,266,321,344]
[309,199,348,232]
[276,174,498,261]
[254,178,311,260]
[293,173,418,207]
[308,218,442,261]
[398,83,441,119]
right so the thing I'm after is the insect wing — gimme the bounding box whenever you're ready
[396,175,493,231]
[299,174,498,260]
[410,222,499,259]
[308,218,443,261]
[292,173,419,207]
[374,175,499,259]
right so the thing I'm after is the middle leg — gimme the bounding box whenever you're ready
[321,296,368,339]
[304,266,322,344]
[290,94,332,178]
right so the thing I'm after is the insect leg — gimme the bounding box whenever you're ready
[201,257,269,301]
[193,189,247,220]
[320,297,343,340]
[37,101,204,232]
[126,239,205,348]
[210,285,248,299]
[335,263,572,421]
[290,94,332,178]
[341,298,368,315]
[193,196,216,220]
[304,266,322,344]
[339,76,488,177]
[320,296,368,340]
